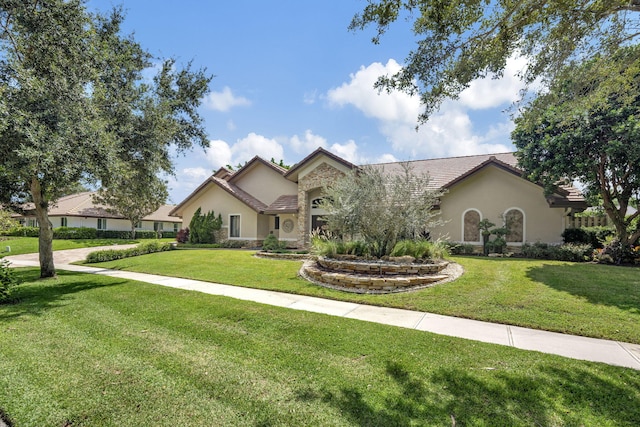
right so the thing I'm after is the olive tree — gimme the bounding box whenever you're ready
[319,163,443,257]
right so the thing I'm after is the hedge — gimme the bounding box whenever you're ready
[3,227,177,240]
[85,241,173,263]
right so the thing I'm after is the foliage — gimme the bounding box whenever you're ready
[176,228,190,243]
[389,239,449,260]
[262,234,286,251]
[513,46,640,248]
[3,226,39,237]
[0,210,19,232]
[310,233,371,258]
[94,229,161,240]
[478,219,509,255]
[350,0,640,123]
[219,240,248,249]
[562,227,615,249]
[521,242,594,262]
[446,242,476,255]
[0,259,18,303]
[319,163,443,258]
[52,227,98,240]
[85,241,172,263]
[188,207,223,244]
[0,1,211,277]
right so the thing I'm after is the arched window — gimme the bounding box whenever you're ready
[463,209,481,242]
[504,208,524,243]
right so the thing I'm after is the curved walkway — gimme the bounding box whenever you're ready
[6,248,640,371]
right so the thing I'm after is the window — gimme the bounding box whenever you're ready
[97,218,107,230]
[60,217,67,227]
[229,215,240,238]
[173,223,179,232]
[504,208,524,243]
[274,216,280,230]
[28,219,39,227]
[463,210,481,242]
[154,222,163,231]
[135,221,142,229]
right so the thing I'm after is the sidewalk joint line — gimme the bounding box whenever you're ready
[413,312,428,329]
[617,341,640,365]
[507,326,514,347]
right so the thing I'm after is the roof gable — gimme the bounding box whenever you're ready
[285,147,356,182]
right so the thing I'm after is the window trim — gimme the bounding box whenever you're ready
[97,218,107,230]
[461,208,482,244]
[60,217,68,227]
[503,207,525,245]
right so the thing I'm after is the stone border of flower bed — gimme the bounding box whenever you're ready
[254,251,312,261]
[299,258,463,294]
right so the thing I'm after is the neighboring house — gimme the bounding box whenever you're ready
[15,192,181,233]
[170,148,587,248]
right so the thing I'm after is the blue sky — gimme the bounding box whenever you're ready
[87,0,526,204]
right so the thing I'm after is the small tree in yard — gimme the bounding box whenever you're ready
[188,208,223,244]
[319,163,443,258]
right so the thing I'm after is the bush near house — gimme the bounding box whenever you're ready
[521,242,594,262]
[2,226,176,240]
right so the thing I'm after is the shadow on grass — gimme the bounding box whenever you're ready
[296,360,640,426]
[526,263,640,313]
[0,269,126,321]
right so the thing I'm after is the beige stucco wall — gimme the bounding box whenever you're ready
[233,163,297,205]
[179,182,259,241]
[434,165,566,244]
[270,213,297,245]
[22,216,180,232]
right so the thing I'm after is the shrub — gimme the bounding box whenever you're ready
[219,240,248,248]
[85,241,173,263]
[521,242,593,262]
[176,228,190,243]
[189,208,223,244]
[262,234,285,251]
[5,226,39,237]
[562,226,614,249]
[0,259,18,303]
[53,227,98,239]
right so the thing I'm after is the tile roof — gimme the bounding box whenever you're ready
[20,192,180,222]
[265,195,298,214]
[368,152,586,207]
[211,177,269,213]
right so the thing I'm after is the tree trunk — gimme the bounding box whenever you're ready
[130,221,136,240]
[30,178,56,278]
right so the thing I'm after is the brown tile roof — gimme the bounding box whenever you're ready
[211,177,269,213]
[265,195,298,214]
[368,152,586,208]
[20,192,180,222]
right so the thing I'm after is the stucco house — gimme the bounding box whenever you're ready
[170,148,587,249]
[16,191,181,233]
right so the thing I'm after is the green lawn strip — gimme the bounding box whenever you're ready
[1,269,638,426]
[93,250,640,344]
[0,237,173,258]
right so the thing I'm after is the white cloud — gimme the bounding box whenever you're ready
[289,129,327,154]
[303,90,318,105]
[328,140,359,164]
[458,55,527,109]
[165,166,210,204]
[327,59,518,159]
[204,133,285,170]
[203,86,251,112]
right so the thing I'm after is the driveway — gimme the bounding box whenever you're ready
[4,244,138,267]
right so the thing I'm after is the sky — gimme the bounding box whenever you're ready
[87,0,527,204]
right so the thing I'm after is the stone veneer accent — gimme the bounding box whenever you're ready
[296,162,346,248]
[300,257,452,293]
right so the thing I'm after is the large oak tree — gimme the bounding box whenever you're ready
[350,0,640,122]
[0,1,211,277]
[512,47,640,248]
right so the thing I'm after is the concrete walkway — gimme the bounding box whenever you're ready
[5,247,640,371]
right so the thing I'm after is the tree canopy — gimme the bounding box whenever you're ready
[0,0,211,276]
[319,163,443,257]
[512,46,640,248]
[350,0,640,122]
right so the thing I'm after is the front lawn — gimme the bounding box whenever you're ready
[93,250,640,344]
[1,269,638,426]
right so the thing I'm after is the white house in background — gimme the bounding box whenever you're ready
[15,192,181,232]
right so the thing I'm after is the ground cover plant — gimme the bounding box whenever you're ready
[1,268,638,426]
[92,250,640,344]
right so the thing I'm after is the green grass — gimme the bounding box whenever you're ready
[0,236,173,258]
[93,250,640,343]
[1,268,638,426]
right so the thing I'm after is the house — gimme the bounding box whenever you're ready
[169,148,587,248]
[15,192,181,233]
